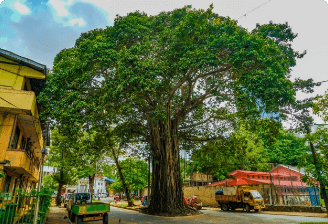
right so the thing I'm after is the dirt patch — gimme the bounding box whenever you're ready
[140,207,201,217]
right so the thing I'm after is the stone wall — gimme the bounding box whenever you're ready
[183,185,222,206]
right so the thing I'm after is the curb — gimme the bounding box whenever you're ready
[111,204,141,211]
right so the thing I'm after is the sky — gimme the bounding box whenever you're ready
[0,0,328,123]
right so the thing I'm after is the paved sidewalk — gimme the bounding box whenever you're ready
[45,206,71,224]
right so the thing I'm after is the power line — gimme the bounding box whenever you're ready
[238,0,272,20]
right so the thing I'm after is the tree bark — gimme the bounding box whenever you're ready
[111,147,133,206]
[146,119,194,215]
[89,174,95,199]
[56,169,64,206]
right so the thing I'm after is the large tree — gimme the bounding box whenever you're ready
[40,5,305,214]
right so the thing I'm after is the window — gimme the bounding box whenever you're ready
[11,126,20,149]
[4,175,12,193]
[20,136,26,150]
[247,175,249,178]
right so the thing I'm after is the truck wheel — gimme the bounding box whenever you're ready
[254,209,259,212]
[76,215,83,224]
[230,206,236,211]
[221,203,229,211]
[245,204,251,213]
[103,213,109,224]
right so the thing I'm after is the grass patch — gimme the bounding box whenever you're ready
[117,204,128,208]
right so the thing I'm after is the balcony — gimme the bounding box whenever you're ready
[5,150,39,181]
[0,87,45,154]
[0,88,38,116]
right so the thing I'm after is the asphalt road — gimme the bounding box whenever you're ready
[86,206,328,224]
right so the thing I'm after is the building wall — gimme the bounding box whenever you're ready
[0,53,46,194]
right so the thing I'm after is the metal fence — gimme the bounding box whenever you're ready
[261,186,321,206]
[0,188,53,224]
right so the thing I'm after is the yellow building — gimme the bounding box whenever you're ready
[0,48,49,194]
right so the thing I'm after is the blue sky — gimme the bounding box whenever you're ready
[0,0,109,67]
[0,0,328,124]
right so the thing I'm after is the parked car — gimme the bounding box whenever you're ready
[63,193,72,208]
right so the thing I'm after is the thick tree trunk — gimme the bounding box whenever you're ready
[146,121,195,215]
[89,174,95,199]
[56,169,64,206]
[309,141,328,215]
[56,183,63,206]
[111,147,133,206]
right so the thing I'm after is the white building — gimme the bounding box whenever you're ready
[77,175,107,194]
[43,166,58,176]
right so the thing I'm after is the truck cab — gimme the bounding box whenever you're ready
[240,190,264,212]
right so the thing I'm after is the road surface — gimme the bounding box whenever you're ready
[86,206,328,224]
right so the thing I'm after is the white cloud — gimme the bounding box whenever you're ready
[48,0,74,17]
[13,0,30,15]
[69,18,85,26]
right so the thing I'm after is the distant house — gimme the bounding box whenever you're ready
[207,165,320,206]
[188,172,213,186]
[207,165,310,189]
[76,174,107,194]
[43,166,58,177]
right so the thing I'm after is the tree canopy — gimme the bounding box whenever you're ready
[109,157,148,193]
[191,125,269,181]
[39,5,306,214]
[266,130,308,166]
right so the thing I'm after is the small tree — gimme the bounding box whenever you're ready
[47,129,78,205]
[192,125,269,181]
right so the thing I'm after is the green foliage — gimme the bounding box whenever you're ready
[109,158,148,192]
[192,125,269,181]
[266,130,308,166]
[46,129,78,186]
[39,5,302,144]
[298,126,328,186]
[42,175,58,190]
